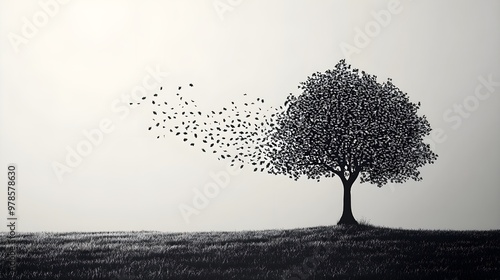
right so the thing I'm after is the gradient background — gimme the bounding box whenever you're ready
[1,0,499,232]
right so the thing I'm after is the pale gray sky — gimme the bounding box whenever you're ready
[1,0,499,232]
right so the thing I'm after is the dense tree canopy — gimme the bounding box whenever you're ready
[261,60,437,188]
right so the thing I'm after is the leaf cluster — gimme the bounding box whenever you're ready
[263,60,437,187]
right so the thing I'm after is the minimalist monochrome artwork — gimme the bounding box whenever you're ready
[1,1,499,279]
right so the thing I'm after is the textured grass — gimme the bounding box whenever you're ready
[1,226,499,279]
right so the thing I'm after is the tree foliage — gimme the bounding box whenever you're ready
[261,59,437,187]
[136,59,437,191]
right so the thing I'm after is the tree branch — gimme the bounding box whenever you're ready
[310,159,343,179]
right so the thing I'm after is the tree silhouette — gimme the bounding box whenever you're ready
[258,59,438,225]
[134,59,437,226]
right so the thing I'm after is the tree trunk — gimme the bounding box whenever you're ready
[337,179,358,225]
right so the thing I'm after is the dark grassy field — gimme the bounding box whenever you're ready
[1,225,499,280]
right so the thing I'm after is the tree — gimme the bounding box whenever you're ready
[261,60,438,225]
[135,60,437,226]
